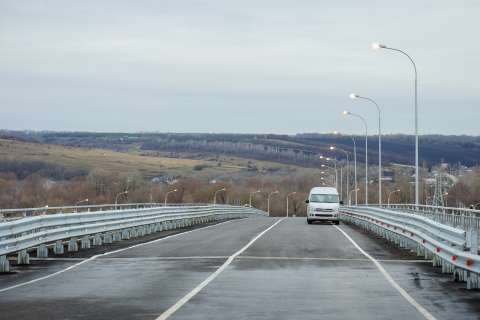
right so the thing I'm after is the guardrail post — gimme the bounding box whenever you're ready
[113,231,122,242]
[121,229,130,240]
[467,272,479,290]
[17,249,30,265]
[104,232,113,244]
[54,240,64,254]
[93,233,103,245]
[36,244,48,258]
[0,255,10,272]
[129,228,137,238]
[81,236,91,249]
[68,238,79,252]
[467,228,478,254]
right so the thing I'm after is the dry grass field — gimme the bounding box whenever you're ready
[0,138,307,179]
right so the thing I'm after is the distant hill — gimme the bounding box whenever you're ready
[1,131,479,168]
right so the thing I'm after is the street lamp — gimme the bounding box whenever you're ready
[372,42,419,207]
[164,189,178,206]
[320,163,337,188]
[115,191,128,210]
[320,156,339,190]
[249,190,261,207]
[388,189,401,207]
[333,131,358,205]
[342,110,369,205]
[74,198,89,213]
[327,148,341,197]
[213,188,226,205]
[75,198,89,206]
[348,188,360,206]
[267,190,279,216]
[350,93,383,205]
[286,192,297,217]
[350,136,358,205]
[330,145,350,204]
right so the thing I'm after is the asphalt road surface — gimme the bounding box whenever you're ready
[1,217,480,320]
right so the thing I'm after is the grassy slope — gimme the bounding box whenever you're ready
[0,139,306,179]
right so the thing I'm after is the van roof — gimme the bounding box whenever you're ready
[309,187,339,195]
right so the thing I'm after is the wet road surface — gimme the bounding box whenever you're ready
[1,217,480,320]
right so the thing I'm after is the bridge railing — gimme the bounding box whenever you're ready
[341,205,480,289]
[0,203,210,221]
[362,203,480,231]
[0,204,266,273]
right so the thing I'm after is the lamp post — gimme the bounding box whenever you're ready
[388,189,401,207]
[249,190,261,207]
[320,155,339,190]
[330,145,350,204]
[348,188,360,206]
[164,189,178,206]
[343,110,368,205]
[350,93,382,205]
[267,190,279,216]
[115,191,128,210]
[213,188,226,205]
[351,136,358,205]
[335,131,358,205]
[286,192,297,217]
[75,198,89,206]
[372,42,419,207]
[320,163,338,188]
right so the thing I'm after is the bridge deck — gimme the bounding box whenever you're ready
[1,217,479,320]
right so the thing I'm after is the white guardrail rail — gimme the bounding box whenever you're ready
[372,204,480,231]
[0,203,211,221]
[0,204,267,272]
[340,206,480,289]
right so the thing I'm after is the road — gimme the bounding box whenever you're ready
[1,217,480,320]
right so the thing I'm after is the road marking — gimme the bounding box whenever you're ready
[0,219,240,294]
[237,256,432,263]
[28,256,432,263]
[156,218,285,320]
[28,257,85,261]
[100,256,230,261]
[334,225,437,320]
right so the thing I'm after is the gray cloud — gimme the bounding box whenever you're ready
[0,0,479,134]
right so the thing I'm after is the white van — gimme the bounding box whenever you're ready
[306,187,341,224]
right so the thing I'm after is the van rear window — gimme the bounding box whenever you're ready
[310,194,339,203]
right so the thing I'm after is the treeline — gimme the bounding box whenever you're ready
[0,159,87,180]
[0,169,314,216]
[2,131,479,167]
[0,159,479,213]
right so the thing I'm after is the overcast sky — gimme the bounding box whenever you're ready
[1,1,479,135]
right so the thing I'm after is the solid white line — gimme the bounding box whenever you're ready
[334,226,437,320]
[29,256,432,263]
[237,256,431,263]
[156,218,285,320]
[0,219,238,294]
[29,258,85,261]
[101,256,230,260]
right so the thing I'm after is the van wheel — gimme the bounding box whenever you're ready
[307,220,312,225]
[334,221,340,225]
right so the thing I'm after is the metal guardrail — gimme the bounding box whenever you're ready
[0,203,211,221]
[341,206,480,289]
[370,203,480,246]
[370,204,480,230]
[0,204,266,273]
